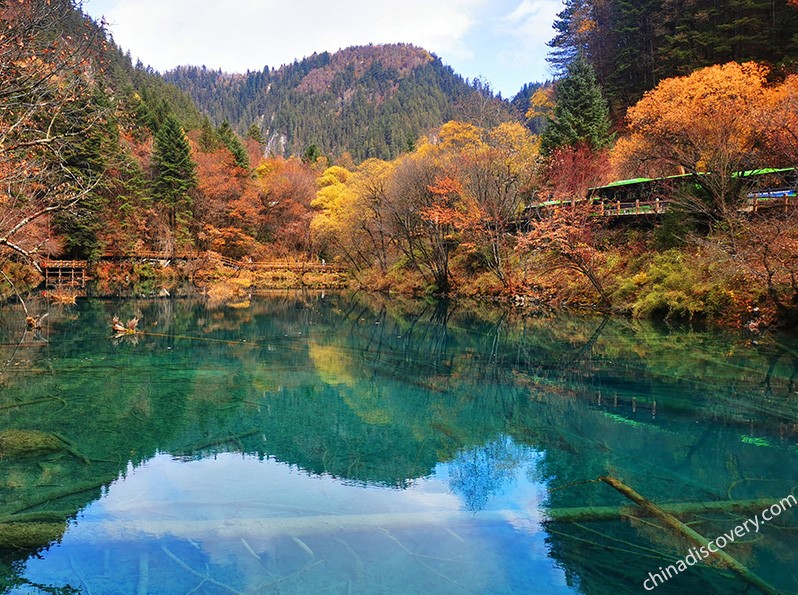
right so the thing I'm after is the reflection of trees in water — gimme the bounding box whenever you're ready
[448,436,528,512]
[1,292,798,592]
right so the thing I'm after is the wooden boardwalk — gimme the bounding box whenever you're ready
[37,255,347,285]
[219,256,347,273]
[528,190,795,219]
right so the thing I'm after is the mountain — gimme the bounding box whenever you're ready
[164,44,517,162]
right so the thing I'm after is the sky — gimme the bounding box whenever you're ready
[82,0,563,98]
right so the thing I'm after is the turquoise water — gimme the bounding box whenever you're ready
[0,293,796,594]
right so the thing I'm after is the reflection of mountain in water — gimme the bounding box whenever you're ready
[0,292,796,592]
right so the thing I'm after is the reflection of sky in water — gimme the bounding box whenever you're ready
[17,446,574,594]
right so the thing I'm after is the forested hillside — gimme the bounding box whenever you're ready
[549,0,798,115]
[163,44,516,162]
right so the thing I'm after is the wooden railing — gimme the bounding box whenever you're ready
[40,260,89,269]
[597,199,665,217]
[219,257,347,273]
[527,189,795,218]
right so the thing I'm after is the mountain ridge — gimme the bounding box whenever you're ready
[163,43,522,162]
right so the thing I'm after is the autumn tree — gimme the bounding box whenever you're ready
[763,74,798,168]
[547,0,798,115]
[518,203,611,307]
[525,84,555,133]
[311,166,361,268]
[0,0,107,266]
[735,210,798,323]
[255,157,317,255]
[350,159,396,273]
[616,62,778,225]
[190,135,262,258]
[544,142,611,201]
[384,150,455,292]
[455,122,538,287]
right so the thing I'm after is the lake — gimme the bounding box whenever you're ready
[0,292,796,594]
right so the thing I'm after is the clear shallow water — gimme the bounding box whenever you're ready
[0,293,796,594]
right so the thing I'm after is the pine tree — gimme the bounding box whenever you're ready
[605,0,663,110]
[217,120,250,169]
[547,0,598,76]
[540,57,613,155]
[246,123,264,143]
[198,116,220,152]
[152,115,197,240]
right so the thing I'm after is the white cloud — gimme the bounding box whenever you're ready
[86,0,490,73]
[494,0,563,81]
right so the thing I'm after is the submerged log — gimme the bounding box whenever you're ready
[545,498,779,523]
[0,521,66,549]
[599,475,780,595]
[0,429,62,458]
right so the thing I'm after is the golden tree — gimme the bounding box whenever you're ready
[618,62,776,224]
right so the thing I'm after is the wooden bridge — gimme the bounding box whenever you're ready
[40,260,88,288]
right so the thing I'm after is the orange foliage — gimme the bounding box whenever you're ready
[194,147,249,225]
[1,1,105,261]
[518,203,610,305]
[614,62,796,220]
[622,62,770,175]
[762,74,798,166]
[256,157,317,255]
[428,176,464,198]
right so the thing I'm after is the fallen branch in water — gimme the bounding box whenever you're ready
[599,475,780,595]
[112,316,139,335]
[52,432,91,464]
[544,498,781,523]
[0,521,67,549]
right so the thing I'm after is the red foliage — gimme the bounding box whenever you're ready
[544,143,611,201]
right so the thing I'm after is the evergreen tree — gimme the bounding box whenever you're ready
[217,120,250,169]
[152,115,197,240]
[246,123,264,143]
[302,144,322,164]
[604,0,662,111]
[540,57,613,155]
[53,89,113,260]
[198,116,220,152]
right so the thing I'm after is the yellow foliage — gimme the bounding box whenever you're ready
[317,165,351,188]
[254,162,277,178]
[526,85,555,121]
[437,120,484,152]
